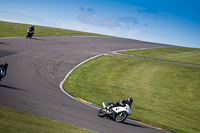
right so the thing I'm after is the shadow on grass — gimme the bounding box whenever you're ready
[0,84,27,91]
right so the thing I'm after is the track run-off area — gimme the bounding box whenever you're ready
[0,36,174,133]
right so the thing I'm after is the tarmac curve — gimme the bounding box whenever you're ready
[0,36,174,133]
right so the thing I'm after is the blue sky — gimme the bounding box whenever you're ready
[0,0,200,48]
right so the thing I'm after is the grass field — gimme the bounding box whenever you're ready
[0,21,108,37]
[64,55,200,133]
[119,47,200,65]
[0,106,97,133]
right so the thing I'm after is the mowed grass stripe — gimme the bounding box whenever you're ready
[119,47,200,65]
[64,55,200,133]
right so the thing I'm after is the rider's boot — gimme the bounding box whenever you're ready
[105,107,110,114]
[109,109,113,114]
[107,107,113,114]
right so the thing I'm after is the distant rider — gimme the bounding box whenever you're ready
[26,25,34,38]
[0,63,8,81]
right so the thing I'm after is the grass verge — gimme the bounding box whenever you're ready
[0,21,109,37]
[119,47,200,65]
[64,55,200,133]
[0,105,97,133]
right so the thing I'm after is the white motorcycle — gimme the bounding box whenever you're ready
[98,102,131,122]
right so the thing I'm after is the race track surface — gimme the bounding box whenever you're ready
[0,36,173,133]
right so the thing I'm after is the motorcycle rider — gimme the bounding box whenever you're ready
[114,98,133,107]
[29,25,34,32]
[0,63,8,81]
[107,98,133,114]
[26,25,34,38]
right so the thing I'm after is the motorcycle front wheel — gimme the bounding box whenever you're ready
[115,111,128,122]
[98,109,106,117]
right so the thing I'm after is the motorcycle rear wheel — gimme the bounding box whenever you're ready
[98,109,106,117]
[115,111,128,122]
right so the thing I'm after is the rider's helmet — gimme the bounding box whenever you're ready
[31,25,34,28]
[127,98,133,105]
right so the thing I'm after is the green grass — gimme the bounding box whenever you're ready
[64,55,200,133]
[0,105,97,133]
[119,47,200,65]
[0,21,109,37]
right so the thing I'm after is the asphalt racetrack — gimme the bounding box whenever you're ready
[0,36,173,133]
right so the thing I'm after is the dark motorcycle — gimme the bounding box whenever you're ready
[0,63,8,82]
[0,68,6,82]
[26,29,34,38]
